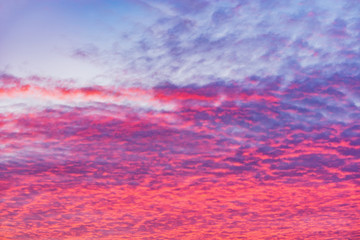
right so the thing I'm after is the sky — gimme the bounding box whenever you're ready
[0,0,360,239]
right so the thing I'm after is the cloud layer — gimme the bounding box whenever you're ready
[1,0,360,87]
[1,72,360,239]
[0,0,360,239]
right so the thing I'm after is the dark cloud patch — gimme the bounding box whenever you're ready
[167,0,209,14]
[338,147,360,158]
[328,18,348,38]
[212,8,232,25]
[72,45,99,59]
[342,163,360,173]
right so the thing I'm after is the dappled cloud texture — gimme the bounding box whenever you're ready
[0,0,360,239]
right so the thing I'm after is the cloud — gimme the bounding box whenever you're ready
[1,0,360,238]
[3,0,360,88]
[1,70,360,238]
[86,0,360,87]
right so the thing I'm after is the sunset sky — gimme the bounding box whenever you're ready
[0,0,360,239]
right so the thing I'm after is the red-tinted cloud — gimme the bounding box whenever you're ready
[0,74,359,239]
